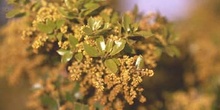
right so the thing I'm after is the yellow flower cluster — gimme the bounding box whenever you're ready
[32,34,48,49]
[33,2,62,25]
[68,55,154,109]
[60,25,68,34]
[22,1,63,50]
[71,25,83,40]
[143,44,159,68]
[58,41,69,49]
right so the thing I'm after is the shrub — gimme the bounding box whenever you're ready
[2,0,178,109]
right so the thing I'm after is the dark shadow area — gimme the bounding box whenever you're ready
[0,0,7,26]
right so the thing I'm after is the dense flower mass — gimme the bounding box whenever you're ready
[2,0,178,109]
[68,55,154,107]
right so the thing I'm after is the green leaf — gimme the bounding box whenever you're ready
[61,51,73,63]
[132,23,139,32]
[117,22,122,36]
[101,13,110,22]
[67,12,77,19]
[57,49,73,63]
[123,43,135,54]
[96,36,106,52]
[111,12,119,24]
[84,3,100,15]
[106,39,114,53]
[47,20,56,30]
[74,52,83,62]
[6,9,23,18]
[109,39,126,56]
[84,3,99,9]
[37,23,50,33]
[48,34,55,40]
[57,49,68,56]
[88,17,95,30]
[56,33,63,41]
[56,19,65,29]
[112,58,120,66]
[37,21,55,34]
[127,39,136,45]
[88,17,103,31]
[68,34,78,49]
[104,59,118,73]
[96,28,111,35]
[65,0,74,8]
[83,43,100,57]
[92,19,103,30]
[103,23,111,29]
[122,14,131,32]
[165,45,180,57]
[135,55,145,69]
[59,7,68,16]
[83,27,93,35]
[134,31,153,38]
[58,7,75,19]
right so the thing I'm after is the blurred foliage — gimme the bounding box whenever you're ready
[142,0,220,110]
